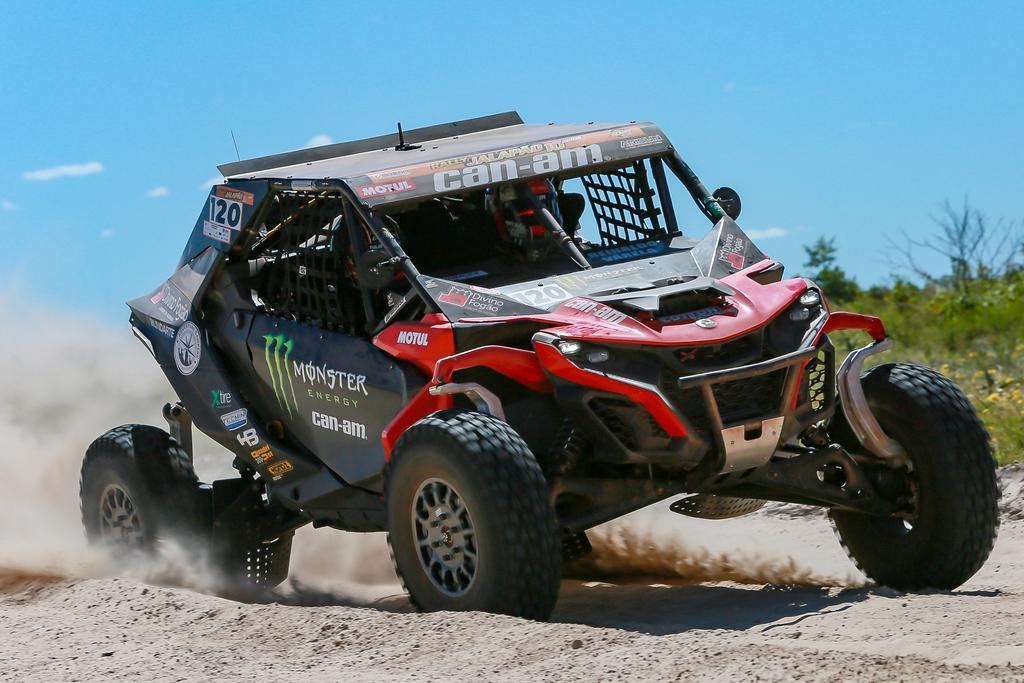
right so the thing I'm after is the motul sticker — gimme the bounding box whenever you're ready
[396,330,429,346]
[357,180,416,199]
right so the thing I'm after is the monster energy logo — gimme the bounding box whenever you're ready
[263,334,299,416]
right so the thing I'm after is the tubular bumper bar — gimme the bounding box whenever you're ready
[836,338,906,460]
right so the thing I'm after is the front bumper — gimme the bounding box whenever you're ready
[534,331,836,470]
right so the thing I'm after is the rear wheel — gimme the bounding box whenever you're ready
[80,425,203,554]
[829,363,999,590]
[386,411,562,620]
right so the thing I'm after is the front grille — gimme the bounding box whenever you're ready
[800,348,829,411]
[674,331,763,373]
[711,369,787,424]
[589,397,670,451]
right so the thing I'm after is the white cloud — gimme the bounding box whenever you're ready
[99,228,114,239]
[306,134,333,147]
[1,200,15,211]
[145,186,169,198]
[746,227,788,240]
[23,161,104,181]
[198,176,225,191]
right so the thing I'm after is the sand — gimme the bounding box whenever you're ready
[2,298,1022,681]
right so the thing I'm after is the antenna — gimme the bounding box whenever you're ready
[230,130,240,161]
[394,122,420,151]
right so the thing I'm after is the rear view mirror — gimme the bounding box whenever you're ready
[713,187,741,220]
[357,249,398,289]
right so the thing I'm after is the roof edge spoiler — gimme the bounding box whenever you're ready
[218,111,524,177]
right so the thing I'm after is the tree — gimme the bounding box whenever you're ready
[887,197,1023,292]
[803,236,861,302]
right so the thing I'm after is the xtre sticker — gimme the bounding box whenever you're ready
[207,194,244,230]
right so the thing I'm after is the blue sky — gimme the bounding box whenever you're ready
[1,1,1021,320]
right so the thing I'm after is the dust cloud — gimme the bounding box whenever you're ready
[0,291,858,595]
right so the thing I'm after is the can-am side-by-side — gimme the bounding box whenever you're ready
[81,112,998,620]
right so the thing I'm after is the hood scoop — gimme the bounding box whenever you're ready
[594,276,736,314]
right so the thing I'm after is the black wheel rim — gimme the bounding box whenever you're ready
[99,484,144,548]
[412,478,478,597]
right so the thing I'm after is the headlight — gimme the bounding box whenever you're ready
[799,290,821,306]
[556,340,582,356]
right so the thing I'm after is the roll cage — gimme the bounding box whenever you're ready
[223,148,730,335]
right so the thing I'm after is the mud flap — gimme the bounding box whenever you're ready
[205,477,298,590]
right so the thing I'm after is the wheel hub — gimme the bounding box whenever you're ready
[413,478,477,596]
[99,484,144,547]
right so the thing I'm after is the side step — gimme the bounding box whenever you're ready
[669,494,765,520]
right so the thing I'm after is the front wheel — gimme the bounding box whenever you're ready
[829,363,999,590]
[386,411,562,620]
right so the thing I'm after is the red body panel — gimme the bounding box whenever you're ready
[375,265,886,456]
[821,311,887,342]
[432,346,552,393]
[534,342,688,437]
[457,261,809,346]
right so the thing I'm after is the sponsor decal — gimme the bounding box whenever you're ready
[207,194,244,231]
[563,298,628,325]
[214,185,255,206]
[294,361,368,395]
[263,334,299,417]
[267,460,293,480]
[220,408,248,431]
[263,334,369,416]
[368,169,411,181]
[659,305,736,324]
[250,444,274,464]
[718,233,747,269]
[211,389,232,407]
[237,428,259,447]
[202,221,232,244]
[173,322,202,375]
[433,145,605,193]
[437,285,506,313]
[311,411,368,439]
[428,141,566,171]
[356,179,416,199]
[148,319,175,338]
[619,134,665,150]
[396,330,429,347]
[150,283,190,322]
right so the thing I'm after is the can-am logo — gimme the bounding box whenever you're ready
[396,330,429,347]
[563,298,627,325]
[174,322,202,375]
[357,180,416,199]
[433,146,604,193]
[311,411,367,439]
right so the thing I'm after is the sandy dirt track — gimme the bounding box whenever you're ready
[3,475,1023,683]
[2,309,1023,681]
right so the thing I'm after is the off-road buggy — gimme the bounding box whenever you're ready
[82,112,999,620]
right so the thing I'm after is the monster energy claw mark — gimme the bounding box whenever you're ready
[263,334,299,416]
